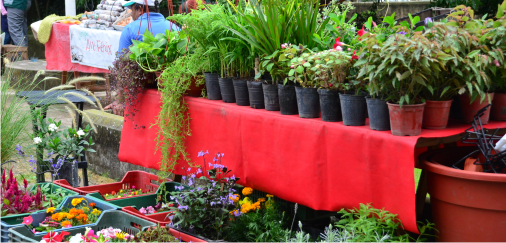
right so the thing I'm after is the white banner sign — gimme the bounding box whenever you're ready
[69,25,122,70]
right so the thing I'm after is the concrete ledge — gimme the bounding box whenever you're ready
[83,109,161,181]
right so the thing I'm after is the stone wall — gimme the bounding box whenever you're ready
[83,110,161,181]
[349,1,431,20]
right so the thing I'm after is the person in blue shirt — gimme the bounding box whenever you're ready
[118,0,180,54]
[106,0,180,116]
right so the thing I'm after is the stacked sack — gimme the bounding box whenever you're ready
[80,0,132,30]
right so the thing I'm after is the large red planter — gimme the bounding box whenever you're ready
[423,100,452,129]
[387,102,425,136]
[491,93,506,121]
[419,147,506,242]
[459,93,494,124]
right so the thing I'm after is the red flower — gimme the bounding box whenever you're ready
[351,50,359,63]
[22,216,33,225]
[332,37,344,50]
[89,203,96,207]
[329,83,333,87]
[42,231,70,243]
[357,25,367,37]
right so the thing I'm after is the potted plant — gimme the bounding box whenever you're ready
[168,4,222,100]
[226,0,298,110]
[359,32,439,136]
[287,48,321,118]
[310,48,351,122]
[442,5,495,124]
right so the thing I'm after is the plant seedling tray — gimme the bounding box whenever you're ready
[8,210,155,242]
[87,182,184,226]
[0,183,79,242]
[0,195,117,242]
[54,171,169,201]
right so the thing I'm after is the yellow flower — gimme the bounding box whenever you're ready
[71,198,84,207]
[115,232,127,240]
[91,208,102,216]
[242,187,253,196]
[239,197,253,206]
[229,194,241,203]
[105,194,109,197]
[46,207,56,214]
[61,221,72,227]
[82,207,90,213]
[66,213,75,219]
[266,194,274,198]
[135,191,139,195]
[257,198,266,203]
[120,190,123,193]
[117,196,121,198]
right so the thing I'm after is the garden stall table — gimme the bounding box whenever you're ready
[44,23,115,92]
[17,90,98,186]
[117,89,506,234]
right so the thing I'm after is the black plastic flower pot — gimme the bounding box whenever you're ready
[204,72,221,100]
[295,86,320,118]
[278,84,298,115]
[247,81,265,109]
[318,89,342,122]
[262,83,280,111]
[218,77,236,103]
[339,93,367,126]
[232,79,250,106]
[366,97,391,131]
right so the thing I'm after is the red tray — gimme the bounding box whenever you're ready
[122,206,173,225]
[54,170,169,201]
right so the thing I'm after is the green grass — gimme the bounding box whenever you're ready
[414,168,422,191]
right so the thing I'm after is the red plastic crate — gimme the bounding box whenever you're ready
[54,171,170,201]
[122,206,173,225]
[169,228,207,242]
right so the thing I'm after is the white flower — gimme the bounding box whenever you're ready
[33,137,42,144]
[69,234,83,243]
[48,123,58,132]
[76,129,85,137]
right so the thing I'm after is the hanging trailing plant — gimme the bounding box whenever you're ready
[155,45,208,176]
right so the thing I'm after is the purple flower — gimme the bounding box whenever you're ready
[196,168,202,174]
[182,176,186,180]
[231,175,236,180]
[190,174,196,178]
[208,162,213,168]
[233,210,242,217]
[197,187,202,191]
[210,201,216,206]
[190,189,194,193]
[147,206,156,214]
[188,180,193,186]
[198,151,205,157]
[398,31,407,35]
[177,205,189,211]
[424,17,433,25]
[15,145,25,156]
[213,158,218,162]
[187,168,191,172]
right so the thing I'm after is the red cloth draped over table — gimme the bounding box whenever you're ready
[45,23,108,73]
[118,89,506,234]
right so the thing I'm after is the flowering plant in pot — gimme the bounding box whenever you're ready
[358,32,441,136]
[311,48,351,122]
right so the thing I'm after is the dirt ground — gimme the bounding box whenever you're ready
[3,90,117,187]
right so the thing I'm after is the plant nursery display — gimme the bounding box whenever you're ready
[1,169,44,216]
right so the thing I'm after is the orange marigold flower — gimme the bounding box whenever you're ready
[61,221,72,227]
[89,203,96,207]
[257,198,266,203]
[242,187,253,196]
[51,213,60,221]
[76,214,88,224]
[66,213,75,219]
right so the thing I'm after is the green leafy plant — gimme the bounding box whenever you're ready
[357,32,443,106]
[129,30,188,72]
[226,198,290,242]
[134,224,178,242]
[35,183,74,208]
[155,46,207,176]
[255,44,310,84]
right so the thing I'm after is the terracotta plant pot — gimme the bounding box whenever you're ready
[491,92,506,121]
[459,93,494,124]
[419,147,506,242]
[186,76,205,97]
[387,102,425,136]
[422,100,453,129]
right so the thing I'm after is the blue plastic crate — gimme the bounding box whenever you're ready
[0,195,117,242]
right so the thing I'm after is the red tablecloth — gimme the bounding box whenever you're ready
[45,23,109,73]
[118,89,506,233]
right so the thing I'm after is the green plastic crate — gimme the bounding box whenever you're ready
[0,182,79,242]
[8,211,156,242]
[86,181,181,209]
